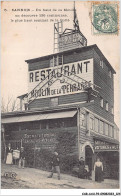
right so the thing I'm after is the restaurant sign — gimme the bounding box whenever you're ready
[94,140,119,151]
[28,58,93,99]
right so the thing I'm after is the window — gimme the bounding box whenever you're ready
[58,55,63,65]
[114,128,117,139]
[111,106,114,115]
[116,130,119,140]
[106,102,108,111]
[50,97,58,107]
[100,60,103,68]
[84,39,87,46]
[54,56,58,66]
[95,118,99,132]
[49,117,77,129]
[109,125,113,138]
[49,119,60,129]
[80,113,86,127]
[50,55,63,67]
[50,59,53,67]
[100,98,104,108]
[32,121,40,130]
[90,117,94,130]
[21,122,31,130]
[41,121,46,129]
[105,123,109,136]
[100,120,104,134]
[108,70,112,78]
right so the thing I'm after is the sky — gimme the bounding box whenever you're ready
[1,1,120,126]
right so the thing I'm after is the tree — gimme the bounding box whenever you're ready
[1,96,19,113]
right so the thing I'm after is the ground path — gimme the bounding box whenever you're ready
[1,164,119,189]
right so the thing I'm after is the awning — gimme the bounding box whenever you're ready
[92,133,119,145]
[1,110,77,124]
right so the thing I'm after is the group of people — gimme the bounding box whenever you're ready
[78,157,90,179]
[6,145,103,182]
[78,157,103,182]
[47,152,103,182]
[6,143,25,169]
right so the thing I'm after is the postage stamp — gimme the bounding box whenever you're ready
[92,3,119,35]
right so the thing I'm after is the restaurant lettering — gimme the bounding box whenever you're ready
[94,140,119,151]
[29,60,90,83]
[28,59,93,98]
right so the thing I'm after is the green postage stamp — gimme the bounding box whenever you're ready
[92,3,119,35]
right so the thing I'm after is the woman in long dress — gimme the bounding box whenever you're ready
[6,143,13,164]
[94,157,103,182]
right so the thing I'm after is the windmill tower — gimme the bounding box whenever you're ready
[22,2,100,107]
[54,2,87,53]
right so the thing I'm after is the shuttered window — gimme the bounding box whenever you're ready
[95,118,99,132]
[80,113,86,127]
[106,102,109,111]
[100,98,104,108]
[105,123,109,136]
[90,117,94,130]
[100,120,104,134]
[109,125,113,138]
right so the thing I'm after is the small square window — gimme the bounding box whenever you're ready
[106,102,108,111]
[50,97,58,107]
[100,98,104,108]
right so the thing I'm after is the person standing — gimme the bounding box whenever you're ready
[48,151,60,180]
[19,147,25,169]
[94,157,103,182]
[6,143,13,164]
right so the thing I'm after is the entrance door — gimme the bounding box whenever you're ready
[85,145,93,173]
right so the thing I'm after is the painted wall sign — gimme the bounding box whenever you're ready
[28,58,93,99]
[22,133,56,143]
[94,140,119,151]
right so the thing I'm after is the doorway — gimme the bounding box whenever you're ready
[85,145,93,174]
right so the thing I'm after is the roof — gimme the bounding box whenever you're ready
[1,110,77,124]
[17,93,28,99]
[25,44,116,74]
[1,101,93,118]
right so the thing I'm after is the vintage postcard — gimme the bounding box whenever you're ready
[1,0,120,194]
